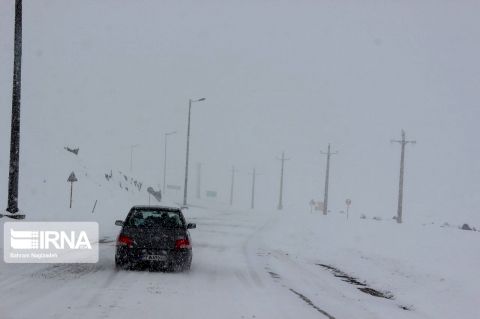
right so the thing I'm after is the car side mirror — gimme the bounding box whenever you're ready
[187,223,196,229]
[115,220,124,226]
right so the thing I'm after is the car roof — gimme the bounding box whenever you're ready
[130,205,181,212]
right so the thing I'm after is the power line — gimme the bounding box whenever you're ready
[391,129,416,224]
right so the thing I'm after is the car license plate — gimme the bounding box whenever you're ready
[144,255,167,261]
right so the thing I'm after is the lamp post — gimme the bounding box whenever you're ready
[5,0,23,217]
[130,144,139,173]
[163,131,176,194]
[183,97,206,206]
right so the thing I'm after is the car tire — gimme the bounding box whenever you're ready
[115,256,127,270]
[166,262,177,273]
[183,261,191,272]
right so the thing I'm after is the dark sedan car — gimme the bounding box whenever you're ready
[114,205,196,271]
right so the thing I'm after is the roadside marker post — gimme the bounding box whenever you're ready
[67,172,78,208]
[345,198,352,220]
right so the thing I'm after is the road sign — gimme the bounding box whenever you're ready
[68,172,78,183]
[147,186,162,202]
[167,184,181,191]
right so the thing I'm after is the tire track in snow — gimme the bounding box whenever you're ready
[289,288,336,319]
[81,268,137,319]
[264,250,392,319]
[263,259,337,319]
[241,213,281,288]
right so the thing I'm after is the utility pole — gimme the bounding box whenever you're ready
[196,162,202,199]
[277,152,290,210]
[183,97,206,206]
[229,166,238,206]
[320,144,337,215]
[391,130,416,224]
[250,168,261,209]
[6,0,23,216]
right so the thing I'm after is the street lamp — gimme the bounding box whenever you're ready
[163,131,177,194]
[130,144,139,172]
[183,97,206,206]
[5,0,23,218]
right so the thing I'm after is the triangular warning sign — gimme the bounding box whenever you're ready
[67,172,78,182]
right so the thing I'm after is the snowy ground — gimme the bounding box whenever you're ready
[0,148,477,318]
[1,204,478,319]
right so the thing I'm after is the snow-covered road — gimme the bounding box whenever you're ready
[0,206,474,319]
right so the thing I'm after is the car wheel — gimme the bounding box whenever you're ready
[183,261,191,272]
[115,256,127,270]
[166,262,177,272]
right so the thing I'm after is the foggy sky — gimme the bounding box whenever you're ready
[1,0,479,223]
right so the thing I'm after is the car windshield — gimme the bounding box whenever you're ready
[125,210,184,228]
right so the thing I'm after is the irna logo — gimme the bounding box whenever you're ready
[4,222,99,263]
[10,229,92,250]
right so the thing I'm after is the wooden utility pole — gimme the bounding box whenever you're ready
[250,168,261,209]
[277,152,290,210]
[391,130,416,223]
[321,144,337,215]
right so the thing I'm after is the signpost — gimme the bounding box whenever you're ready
[67,172,78,208]
[345,198,352,220]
